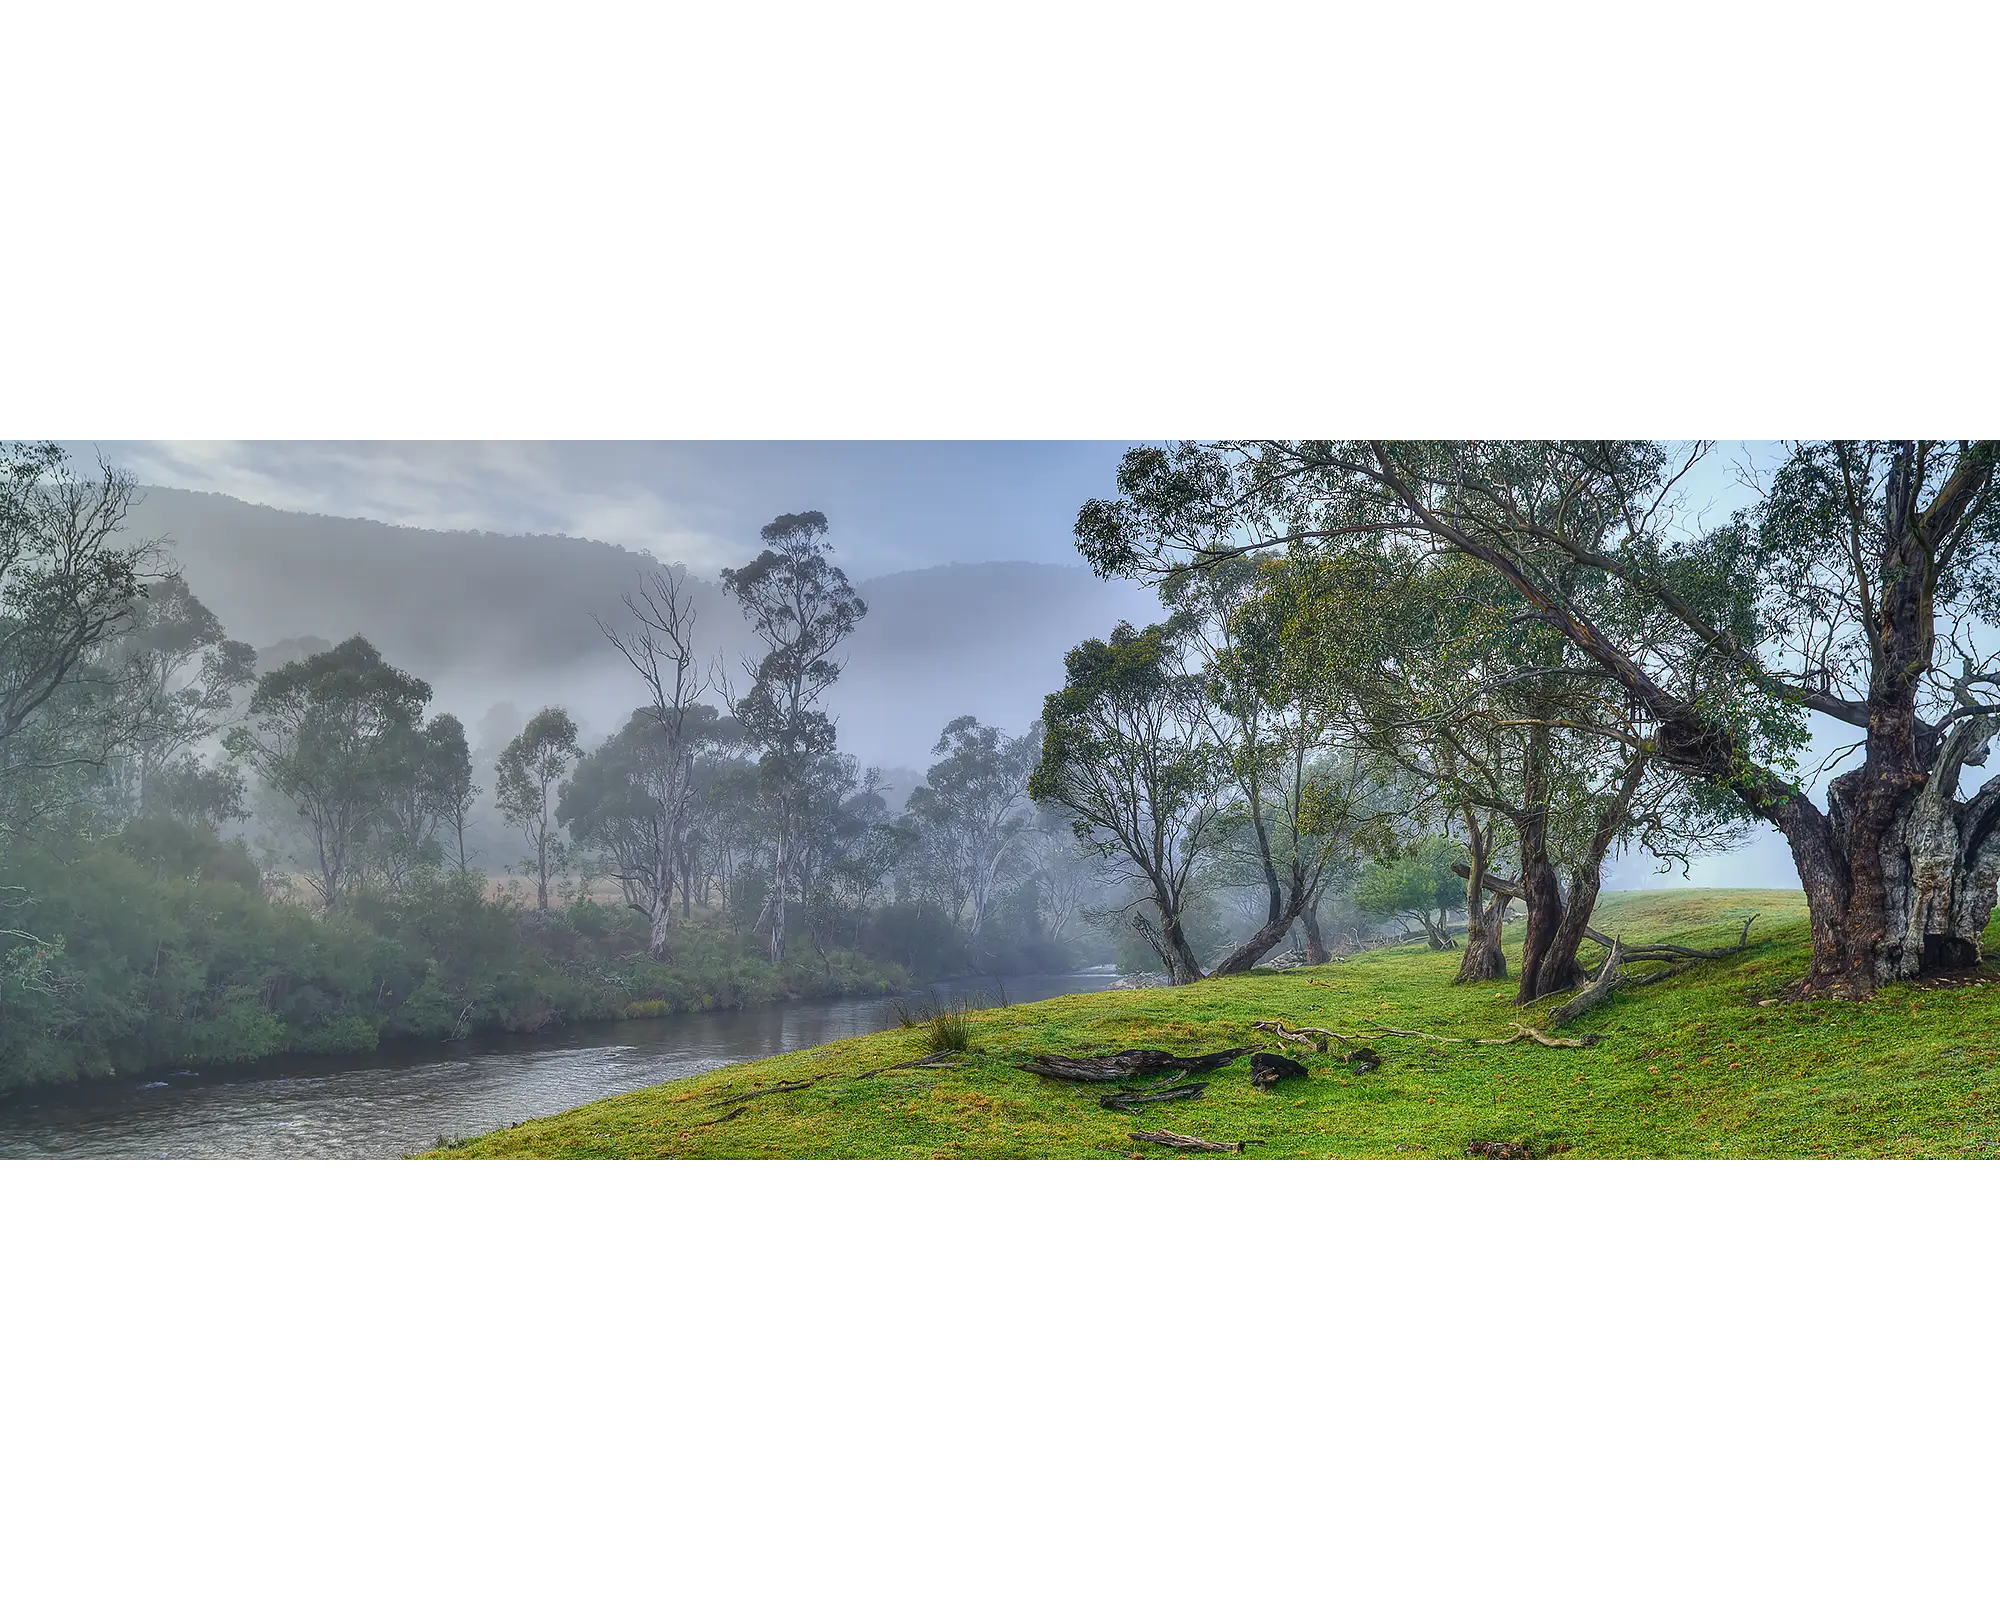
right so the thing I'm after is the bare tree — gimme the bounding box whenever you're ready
[595,568,710,957]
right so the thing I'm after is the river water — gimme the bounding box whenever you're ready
[0,973,1123,1160]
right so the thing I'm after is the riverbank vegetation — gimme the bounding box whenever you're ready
[0,452,1090,1091]
[0,823,909,1093]
[431,890,2000,1159]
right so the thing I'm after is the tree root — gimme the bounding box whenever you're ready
[854,1052,953,1079]
[695,1105,750,1128]
[1131,1129,1258,1154]
[712,1073,835,1106]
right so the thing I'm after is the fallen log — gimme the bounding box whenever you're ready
[1619,961,1694,990]
[1248,1051,1309,1088]
[1583,913,1761,962]
[1548,938,1623,1026]
[1099,1083,1208,1111]
[1131,1129,1253,1154]
[1016,1048,1245,1083]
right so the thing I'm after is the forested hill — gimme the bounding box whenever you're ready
[116,486,1160,766]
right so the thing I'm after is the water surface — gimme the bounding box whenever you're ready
[0,973,1120,1160]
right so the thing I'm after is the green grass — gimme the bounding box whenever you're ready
[427,888,2000,1159]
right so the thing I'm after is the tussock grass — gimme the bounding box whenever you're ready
[426,889,2000,1160]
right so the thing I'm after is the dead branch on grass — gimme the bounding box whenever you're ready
[1131,1129,1258,1154]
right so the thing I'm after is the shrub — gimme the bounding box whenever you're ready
[925,1008,972,1054]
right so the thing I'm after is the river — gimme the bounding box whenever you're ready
[0,973,1124,1160]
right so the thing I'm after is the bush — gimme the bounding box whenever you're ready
[0,840,912,1093]
[925,1008,972,1054]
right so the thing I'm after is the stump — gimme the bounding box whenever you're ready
[1248,1051,1308,1089]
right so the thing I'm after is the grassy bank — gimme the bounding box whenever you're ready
[430,887,2000,1159]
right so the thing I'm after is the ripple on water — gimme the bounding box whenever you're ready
[0,973,1124,1160]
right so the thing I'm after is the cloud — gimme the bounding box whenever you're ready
[104,440,755,573]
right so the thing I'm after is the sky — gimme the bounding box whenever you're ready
[87,437,1823,889]
[90,441,1137,580]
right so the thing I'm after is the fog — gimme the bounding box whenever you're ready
[117,485,1163,773]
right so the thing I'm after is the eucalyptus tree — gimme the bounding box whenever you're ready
[594,567,714,956]
[494,706,582,912]
[1088,445,1785,998]
[721,511,867,962]
[1029,620,1229,984]
[374,712,475,886]
[1283,542,1744,997]
[904,716,1040,939]
[1020,803,1096,945]
[1173,556,1396,975]
[427,713,478,872]
[225,635,432,909]
[0,443,156,843]
[561,703,732,947]
[149,752,249,832]
[103,573,256,814]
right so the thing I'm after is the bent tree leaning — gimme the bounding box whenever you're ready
[1078,439,2000,998]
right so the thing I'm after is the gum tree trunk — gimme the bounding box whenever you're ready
[1302,891,1329,964]
[1454,809,1508,984]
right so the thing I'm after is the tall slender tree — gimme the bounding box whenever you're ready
[904,717,1040,939]
[1030,621,1229,984]
[494,706,582,912]
[721,512,866,962]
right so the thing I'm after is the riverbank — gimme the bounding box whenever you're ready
[0,824,945,1095]
[1,973,1125,1158]
[430,889,2000,1159]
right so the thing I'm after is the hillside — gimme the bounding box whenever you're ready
[427,888,2000,1160]
[118,486,1161,765]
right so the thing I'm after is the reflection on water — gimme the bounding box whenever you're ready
[0,973,1121,1160]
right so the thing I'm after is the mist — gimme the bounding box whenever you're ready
[116,484,1164,773]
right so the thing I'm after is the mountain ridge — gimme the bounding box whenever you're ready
[118,485,1160,767]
